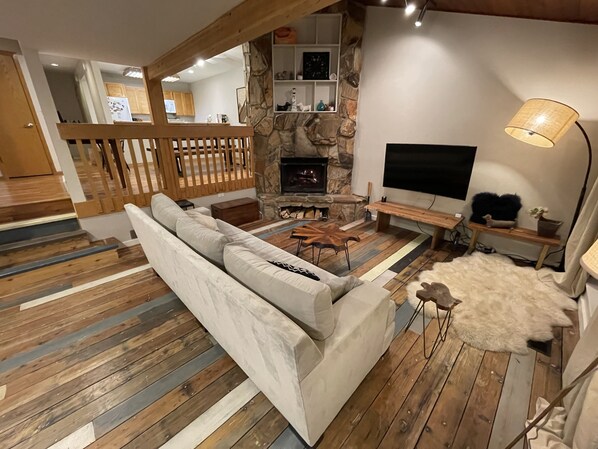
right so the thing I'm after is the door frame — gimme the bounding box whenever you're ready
[0,50,57,179]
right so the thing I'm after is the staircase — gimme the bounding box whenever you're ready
[0,214,122,305]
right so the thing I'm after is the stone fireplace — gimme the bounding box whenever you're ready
[281,157,328,195]
[244,1,367,221]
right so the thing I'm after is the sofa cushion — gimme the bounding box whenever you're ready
[224,244,335,340]
[151,193,188,232]
[216,219,363,301]
[186,208,218,231]
[176,216,230,268]
[572,371,598,449]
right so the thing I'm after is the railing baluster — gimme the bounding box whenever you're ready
[185,136,198,194]
[207,136,218,193]
[126,138,145,203]
[74,139,99,201]
[144,138,159,193]
[193,137,206,195]
[176,138,189,196]
[114,138,134,200]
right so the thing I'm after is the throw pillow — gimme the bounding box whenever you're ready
[151,193,188,232]
[268,260,320,281]
[176,216,230,268]
[186,208,219,231]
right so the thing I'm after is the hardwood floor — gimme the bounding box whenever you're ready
[0,175,74,224]
[0,219,579,449]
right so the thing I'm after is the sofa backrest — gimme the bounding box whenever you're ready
[125,203,323,438]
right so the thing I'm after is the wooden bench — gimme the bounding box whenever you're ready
[366,201,464,249]
[467,222,561,270]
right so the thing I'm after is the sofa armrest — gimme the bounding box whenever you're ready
[299,281,394,444]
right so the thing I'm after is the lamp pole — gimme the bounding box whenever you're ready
[559,121,593,271]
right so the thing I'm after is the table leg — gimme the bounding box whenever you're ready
[344,244,351,270]
[431,227,445,250]
[295,239,302,256]
[316,247,322,266]
[467,229,480,254]
[536,244,551,270]
[376,211,391,232]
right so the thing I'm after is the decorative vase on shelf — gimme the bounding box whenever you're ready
[316,100,326,111]
[537,215,562,238]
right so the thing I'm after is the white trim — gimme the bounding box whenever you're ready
[122,238,139,247]
[47,423,95,449]
[159,379,260,449]
[360,234,429,282]
[20,264,152,310]
[0,385,5,401]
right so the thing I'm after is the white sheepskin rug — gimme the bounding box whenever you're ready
[406,252,577,354]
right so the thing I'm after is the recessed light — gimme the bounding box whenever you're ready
[188,69,194,74]
[415,20,422,27]
[51,63,59,67]
[405,2,416,15]
[196,59,205,67]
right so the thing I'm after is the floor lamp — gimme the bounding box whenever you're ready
[505,98,593,270]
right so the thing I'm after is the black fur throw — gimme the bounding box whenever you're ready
[470,193,522,224]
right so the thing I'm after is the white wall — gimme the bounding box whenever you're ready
[18,48,86,202]
[190,67,245,124]
[44,69,85,123]
[354,9,598,263]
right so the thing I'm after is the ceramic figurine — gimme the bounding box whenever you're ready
[291,88,297,112]
[316,100,326,111]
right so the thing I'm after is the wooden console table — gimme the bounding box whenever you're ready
[366,201,464,250]
[467,222,561,270]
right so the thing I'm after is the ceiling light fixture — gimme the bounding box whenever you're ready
[187,69,194,74]
[162,74,181,83]
[196,59,205,67]
[51,63,59,67]
[404,1,416,15]
[123,67,143,79]
[415,0,430,27]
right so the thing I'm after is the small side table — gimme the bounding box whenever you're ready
[290,224,360,270]
[405,282,461,359]
[176,199,195,210]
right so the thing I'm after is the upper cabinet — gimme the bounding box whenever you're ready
[105,82,127,98]
[103,82,195,117]
[272,14,342,114]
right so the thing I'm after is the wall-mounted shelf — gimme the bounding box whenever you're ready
[272,14,342,114]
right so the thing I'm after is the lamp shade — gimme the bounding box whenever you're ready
[505,98,579,148]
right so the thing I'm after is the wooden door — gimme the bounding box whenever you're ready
[0,52,54,178]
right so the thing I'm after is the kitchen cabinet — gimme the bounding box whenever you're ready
[105,82,127,98]
[163,90,195,116]
[124,85,150,115]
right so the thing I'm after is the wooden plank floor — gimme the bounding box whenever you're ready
[0,219,579,449]
[0,175,74,224]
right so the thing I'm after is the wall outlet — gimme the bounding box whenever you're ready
[455,213,463,218]
[217,193,225,198]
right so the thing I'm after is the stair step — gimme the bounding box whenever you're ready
[0,198,74,225]
[0,243,120,280]
[0,214,80,245]
[0,233,96,269]
[0,229,89,254]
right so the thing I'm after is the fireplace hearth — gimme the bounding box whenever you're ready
[281,157,328,195]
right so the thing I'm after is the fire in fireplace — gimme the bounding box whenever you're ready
[280,157,328,194]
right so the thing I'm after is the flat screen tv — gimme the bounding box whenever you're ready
[383,144,477,200]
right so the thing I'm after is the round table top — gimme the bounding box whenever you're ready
[290,223,360,249]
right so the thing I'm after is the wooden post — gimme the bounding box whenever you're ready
[431,227,445,250]
[467,228,480,254]
[142,67,178,197]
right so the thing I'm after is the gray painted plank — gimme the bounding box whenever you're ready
[269,427,308,449]
[487,352,535,449]
[0,292,178,374]
[92,345,225,437]
[394,300,431,337]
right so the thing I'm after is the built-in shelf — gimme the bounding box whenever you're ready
[272,13,342,114]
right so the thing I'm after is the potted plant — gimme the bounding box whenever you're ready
[528,207,562,237]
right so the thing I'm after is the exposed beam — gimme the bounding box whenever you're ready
[146,0,340,80]
[142,66,167,125]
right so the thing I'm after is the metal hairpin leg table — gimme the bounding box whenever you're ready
[404,282,461,359]
[290,224,360,270]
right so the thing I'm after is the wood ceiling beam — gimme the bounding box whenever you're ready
[146,0,340,81]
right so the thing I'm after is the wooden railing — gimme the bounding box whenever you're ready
[57,123,255,217]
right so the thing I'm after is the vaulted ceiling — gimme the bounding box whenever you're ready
[356,0,598,25]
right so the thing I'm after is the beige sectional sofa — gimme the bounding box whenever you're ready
[125,194,395,446]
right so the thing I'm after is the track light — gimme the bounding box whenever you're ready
[415,0,429,27]
[405,1,416,15]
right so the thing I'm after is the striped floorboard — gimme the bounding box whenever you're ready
[0,219,578,449]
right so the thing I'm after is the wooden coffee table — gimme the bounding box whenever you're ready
[290,224,360,269]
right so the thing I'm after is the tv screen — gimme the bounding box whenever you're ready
[383,144,477,200]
